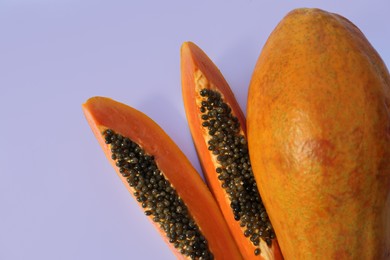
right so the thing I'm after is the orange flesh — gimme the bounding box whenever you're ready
[83,97,242,260]
[181,42,283,260]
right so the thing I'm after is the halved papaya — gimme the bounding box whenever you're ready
[181,42,283,260]
[82,97,242,260]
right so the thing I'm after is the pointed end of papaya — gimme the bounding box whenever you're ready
[82,96,106,142]
[181,41,198,55]
[180,41,199,82]
[181,41,193,52]
[180,41,212,71]
[82,96,109,127]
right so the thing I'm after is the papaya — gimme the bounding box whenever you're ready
[247,8,390,259]
[82,97,242,260]
[181,41,282,259]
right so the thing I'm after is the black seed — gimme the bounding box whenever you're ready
[250,233,259,242]
[186,230,195,238]
[104,129,113,135]
[121,171,130,177]
[200,89,208,96]
[254,248,261,255]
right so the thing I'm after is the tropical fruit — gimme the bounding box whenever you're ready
[247,8,390,259]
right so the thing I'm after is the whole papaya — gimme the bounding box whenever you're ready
[247,8,390,259]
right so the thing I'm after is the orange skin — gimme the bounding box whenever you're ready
[83,97,242,260]
[181,42,283,260]
[247,8,390,259]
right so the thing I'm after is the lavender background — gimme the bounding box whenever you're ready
[1,1,389,259]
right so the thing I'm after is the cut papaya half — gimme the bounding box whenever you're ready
[181,42,283,260]
[82,97,242,260]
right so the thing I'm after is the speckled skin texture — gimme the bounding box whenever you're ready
[247,8,390,259]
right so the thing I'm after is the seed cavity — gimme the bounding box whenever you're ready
[103,129,214,260]
[198,87,275,255]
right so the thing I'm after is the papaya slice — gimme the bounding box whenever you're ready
[247,8,390,259]
[181,42,282,260]
[82,97,242,260]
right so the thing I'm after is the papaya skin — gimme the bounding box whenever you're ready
[83,97,243,260]
[247,8,390,259]
[181,42,283,260]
